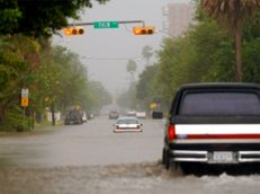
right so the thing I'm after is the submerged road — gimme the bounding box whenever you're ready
[0,116,164,167]
[0,116,260,194]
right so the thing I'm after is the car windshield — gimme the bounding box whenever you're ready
[117,118,139,124]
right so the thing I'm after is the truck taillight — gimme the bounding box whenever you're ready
[168,125,176,141]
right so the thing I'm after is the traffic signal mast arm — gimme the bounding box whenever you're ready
[63,20,155,35]
[67,20,145,27]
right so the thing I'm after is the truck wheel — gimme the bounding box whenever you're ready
[162,148,166,165]
[162,148,171,170]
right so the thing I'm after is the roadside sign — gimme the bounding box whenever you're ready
[93,21,119,29]
[150,102,157,109]
[21,88,29,107]
[21,98,29,107]
[21,88,29,98]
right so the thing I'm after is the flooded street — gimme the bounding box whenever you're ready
[0,117,260,194]
[1,162,260,194]
[0,116,164,167]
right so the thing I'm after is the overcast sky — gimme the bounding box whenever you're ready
[53,0,192,94]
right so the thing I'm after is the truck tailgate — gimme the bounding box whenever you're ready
[175,124,260,139]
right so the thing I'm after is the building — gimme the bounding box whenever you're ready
[163,3,195,38]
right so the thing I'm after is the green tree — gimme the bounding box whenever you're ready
[0,0,109,37]
[136,64,159,110]
[0,34,40,131]
[88,81,112,114]
[153,2,260,109]
[0,1,22,34]
[201,0,260,81]
[156,15,232,103]
[39,46,91,113]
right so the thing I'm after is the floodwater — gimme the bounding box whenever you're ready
[0,117,260,194]
[1,162,260,194]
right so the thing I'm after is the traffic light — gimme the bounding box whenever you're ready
[63,26,85,36]
[133,26,155,35]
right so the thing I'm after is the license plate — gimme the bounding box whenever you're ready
[213,152,234,163]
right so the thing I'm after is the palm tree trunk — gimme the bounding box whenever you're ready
[234,4,242,82]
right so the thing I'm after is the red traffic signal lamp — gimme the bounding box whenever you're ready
[63,26,85,36]
[133,26,155,35]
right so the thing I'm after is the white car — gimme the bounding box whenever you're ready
[82,111,87,123]
[136,111,147,119]
[126,110,136,117]
[114,117,143,133]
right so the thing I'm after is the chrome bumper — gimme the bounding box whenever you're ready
[113,129,143,133]
[171,150,260,164]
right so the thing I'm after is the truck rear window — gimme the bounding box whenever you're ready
[179,92,260,116]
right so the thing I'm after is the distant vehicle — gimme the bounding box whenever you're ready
[127,110,136,117]
[64,110,83,125]
[109,110,119,119]
[162,83,260,174]
[113,116,143,133]
[82,111,87,123]
[136,111,147,119]
[152,111,163,119]
[87,113,94,120]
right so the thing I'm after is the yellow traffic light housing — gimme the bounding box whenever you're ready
[133,26,155,35]
[63,26,85,36]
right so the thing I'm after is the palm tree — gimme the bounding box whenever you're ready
[201,0,260,82]
[142,45,153,67]
[126,59,137,82]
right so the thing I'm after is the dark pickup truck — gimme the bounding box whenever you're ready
[162,83,260,173]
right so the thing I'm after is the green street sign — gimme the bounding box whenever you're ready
[93,21,119,29]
